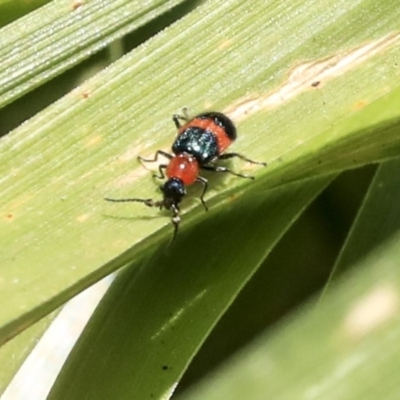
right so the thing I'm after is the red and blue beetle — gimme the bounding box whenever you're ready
[105,110,265,242]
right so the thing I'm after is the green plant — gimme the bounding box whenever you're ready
[1,0,400,398]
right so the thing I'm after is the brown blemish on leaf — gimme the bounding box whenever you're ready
[5,213,14,221]
[226,32,400,122]
[72,0,83,10]
[352,100,368,110]
[72,85,92,99]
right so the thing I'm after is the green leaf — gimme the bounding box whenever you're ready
[335,159,400,273]
[48,177,332,399]
[1,0,400,396]
[0,0,190,106]
[177,229,400,400]
[176,139,400,400]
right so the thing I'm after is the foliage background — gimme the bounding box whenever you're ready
[0,0,400,399]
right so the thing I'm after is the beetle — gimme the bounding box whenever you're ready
[105,110,266,242]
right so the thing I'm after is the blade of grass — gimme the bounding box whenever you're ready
[321,157,400,297]
[178,230,400,400]
[0,0,191,107]
[48,176,332,400]
[1,0,400,348]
